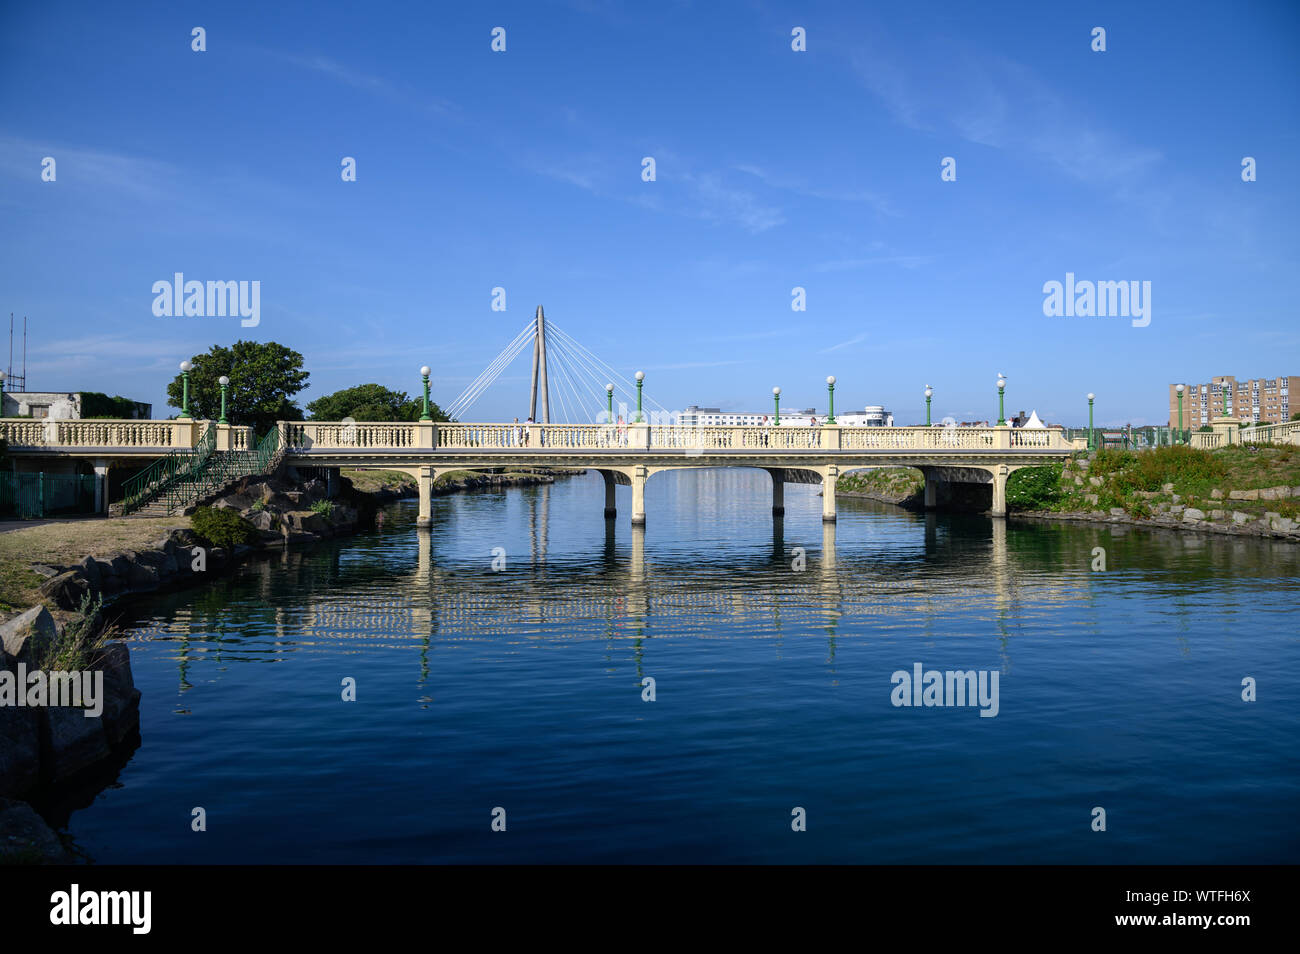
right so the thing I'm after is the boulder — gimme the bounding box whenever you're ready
[125,561,160,589]
[1211,488,1224,499]
[1232,511,1253,524]
[105,553,132,577]
[1170,505,1185,515]
[214,492,254,512]
[1109,508,1126,517]
[76,555,101,591]
[1270,517,1297,533]
[0,606,58,667]
[1183,508,1206,522]
[1161,482,1174,493]
[39,704,111,783]
[286,511,329,533]
[38,571,89,611]
[29,564,61,579]
[1229,489,1259,501]
[1210,510,1226,521]
[1084,493,1099,505]
[92,558,117,579]
[246,509,279,533]
[1259,487,1280,501]
[1088,476,1103,487]
[89,642,140,745]
[0,706,40,797]
[0,797,70,863]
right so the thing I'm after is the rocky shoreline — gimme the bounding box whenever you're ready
[1,605,140,863]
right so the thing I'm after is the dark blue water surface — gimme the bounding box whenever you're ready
[55,470,1300,863]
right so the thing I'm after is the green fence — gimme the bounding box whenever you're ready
[0,472,97,519]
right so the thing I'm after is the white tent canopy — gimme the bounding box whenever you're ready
[1022,410,1046,428]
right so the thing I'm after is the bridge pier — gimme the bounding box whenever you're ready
[991,465,1009,517]
[631,465,647,526]
[821,466,838,522]
[769,468,785,515]
[417,466,434,528]
[602,470,617,518]
[924,473,939,509]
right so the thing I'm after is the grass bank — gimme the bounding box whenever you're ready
[1006,444,1300,531]
[0,517,188,616]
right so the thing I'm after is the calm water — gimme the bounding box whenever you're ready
[53,470,1300,863]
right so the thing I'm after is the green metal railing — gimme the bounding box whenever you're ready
[0,472,97,519]
[121,423,215,515]
[121,424,282,516]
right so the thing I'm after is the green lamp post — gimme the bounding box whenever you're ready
[634,371,645,423]
[924,385,933,426]
[1176,383,1185,444]
[826,375,836,424]
[419,365,432,420]
[179,360,193,418]
[606,382,614,423]
[1221,380,1229,417]
[1087,392,1095,450]
[218,375,230,424]
[996,374,1007,426]
[773,386,781,425]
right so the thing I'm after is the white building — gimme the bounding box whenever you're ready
[678,404,894,426]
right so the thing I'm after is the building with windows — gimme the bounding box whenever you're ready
[678,404,894,426]
[1168,375,1294,428]
[0,391,153,419]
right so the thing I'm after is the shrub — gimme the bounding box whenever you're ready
[1006,463,1063,510]
[191,505,259,549]
[40,593,110,672]
[309,499,335,517]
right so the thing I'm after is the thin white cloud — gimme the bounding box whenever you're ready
[820,332,869,353]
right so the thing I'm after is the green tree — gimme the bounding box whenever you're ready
[166,341,309,434]
[306,383,448,422]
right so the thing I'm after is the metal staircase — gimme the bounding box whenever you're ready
[116,426,284,517]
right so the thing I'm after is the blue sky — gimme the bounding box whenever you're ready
[1,0,1297,427]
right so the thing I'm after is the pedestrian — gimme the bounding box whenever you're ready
[524,416,533,446]
[617,414,626,446]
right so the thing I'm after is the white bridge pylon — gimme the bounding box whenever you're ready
[443,306,671,424]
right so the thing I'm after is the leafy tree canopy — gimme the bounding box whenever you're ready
[306,383,448,422]
[166,341,309,434]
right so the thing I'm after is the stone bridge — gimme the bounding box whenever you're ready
[0,418,1076,523]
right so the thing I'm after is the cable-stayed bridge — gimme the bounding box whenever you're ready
[1,304,1088,525]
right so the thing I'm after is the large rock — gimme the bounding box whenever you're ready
[1,606,58,666]
[38,571,89,611]
[0,797,70,864]
[1228,489,1259,501]
[40,704,111,783]
[285,510,329,533]
[0,706,41,798]
[76,555,101,591]
[245,509,279,533]
[1232,511,1253,524]
[90,642,140,745]
[125,561,160,589]
[1183,508,1206,522]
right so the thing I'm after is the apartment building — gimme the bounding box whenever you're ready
[1167,375,1295,428]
